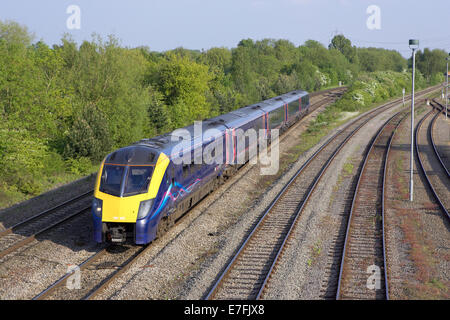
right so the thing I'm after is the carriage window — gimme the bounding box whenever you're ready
[288,101,300,116]
[269,109,284,129]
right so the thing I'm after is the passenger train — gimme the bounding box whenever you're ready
[92,90,310,244]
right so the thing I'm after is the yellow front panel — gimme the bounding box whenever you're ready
[94,152,170,223]
[99,192,148,223]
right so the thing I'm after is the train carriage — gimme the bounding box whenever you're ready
[92,90,309,244]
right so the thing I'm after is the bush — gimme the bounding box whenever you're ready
[64,103,112,162]
[65,157,93,175]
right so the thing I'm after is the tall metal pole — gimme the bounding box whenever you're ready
[409,39,419,202]
[410,49,416,201]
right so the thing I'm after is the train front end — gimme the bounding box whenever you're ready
[92,145,170,245]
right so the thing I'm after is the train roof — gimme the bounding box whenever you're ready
[104,145,159,165]
[121,89,309,160]
[245,90,308,114]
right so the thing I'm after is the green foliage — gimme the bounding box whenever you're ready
[329,34,358,64]
[357,47,407,73]
[332,70,427,113]
[0,20,34,46]
[65,157,94,175]
[63,103,112,161]
[151,52,213,127]
[415,48,448,83]
[0,20,444,208]
[0,126,48,195]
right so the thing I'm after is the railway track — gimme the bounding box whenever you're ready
[335,109,409,300]
[415,103,450,220]
[0,88,344,264]
[0,191,93,260]
[309,87,347,113]
[29,87,346,300]
[0,87,344,300]
[33,244,149,300]
[382,100,450,299]
[0,86,438,300]
[430,99,449,177]
[205,86,439,300]
[429,99,450,177]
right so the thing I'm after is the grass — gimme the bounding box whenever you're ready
[343,162,354,175]
[329,156,355,206]
[307,240,323,267]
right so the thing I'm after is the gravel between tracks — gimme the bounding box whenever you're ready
[0,210,101,299]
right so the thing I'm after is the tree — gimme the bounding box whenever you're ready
[64,103,112,161]
[153,52,213,127]
[0,20,34,46]
[416,48,447,82]
[329,34,358,64]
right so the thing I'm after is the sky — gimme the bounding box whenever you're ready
[1,0,449,57]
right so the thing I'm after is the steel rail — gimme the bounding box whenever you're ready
[33,244,150,300]
[255,104,406,299]
[0,190,93,239]
[415,108,450,220]
[381,112,411,301]
[336,110,407,300]
[83,245,149,300]
[0,205,91,260]
[430,99,450,177]
[32,246,109,300]
[205,87,437,300]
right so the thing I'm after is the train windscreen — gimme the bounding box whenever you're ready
[123,166,154,196]
[100,165,154,197]
[100,165,125,196]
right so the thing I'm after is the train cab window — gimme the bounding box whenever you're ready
[100,165,125,196]
[123,166,154,196]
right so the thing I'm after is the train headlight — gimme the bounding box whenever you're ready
[137,199,154,220]
[92,198,103,218]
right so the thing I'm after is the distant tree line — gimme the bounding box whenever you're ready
[0,20,445,204]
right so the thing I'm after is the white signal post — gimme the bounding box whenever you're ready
[409,39,419,202]
[402,88,405,107]
[446,55,449,119]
